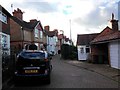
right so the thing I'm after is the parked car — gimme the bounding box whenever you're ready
[14,50,52,84]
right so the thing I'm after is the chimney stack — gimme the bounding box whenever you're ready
[12,8,23,20]
[44,25,50,31]
[110,13,119,31]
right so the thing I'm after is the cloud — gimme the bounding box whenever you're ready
[12,1,60,13]
[74,0,118,30]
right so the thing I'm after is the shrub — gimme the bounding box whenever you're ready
[61,44,77,60]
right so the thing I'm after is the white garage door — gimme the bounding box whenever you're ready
[109,41,120,69]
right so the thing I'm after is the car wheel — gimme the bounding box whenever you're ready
[46,75,51,84]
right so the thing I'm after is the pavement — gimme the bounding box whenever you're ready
[58,55,120,83]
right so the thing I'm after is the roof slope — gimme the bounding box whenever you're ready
[77,33,99,45]
[91,26,120,44]
[0,5,11,17]
[11,16,39,30]
[45,30,58,37]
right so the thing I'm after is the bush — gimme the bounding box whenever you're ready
[61,44,77,60]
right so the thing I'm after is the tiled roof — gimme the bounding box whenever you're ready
[91,26,120,44]
[58,34,64,39]
[77,33,99,45]
[0,5,12,17]
[65,38,69,42]
[45,30,58,37]
[11,16,39,30]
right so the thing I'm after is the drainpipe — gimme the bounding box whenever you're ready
[21,27,24,50]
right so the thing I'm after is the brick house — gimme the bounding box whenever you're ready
[10,8,44,53]
[0,5,13,87]
[76,33,99,60]
[57,34,64,53]
[91,14,120,69]
[44,26,58,55]
[0,5,12,55]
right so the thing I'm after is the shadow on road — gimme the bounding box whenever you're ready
[14,79,50,87]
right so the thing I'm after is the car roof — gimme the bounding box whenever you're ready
[23,50,47,53]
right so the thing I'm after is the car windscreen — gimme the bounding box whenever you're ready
[20,52,45,59]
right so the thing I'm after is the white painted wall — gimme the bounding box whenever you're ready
[0,32,10,55]
[47,36,58,55]
[109,41,120,69]
[64,41,70,45]
[77,45,88,60]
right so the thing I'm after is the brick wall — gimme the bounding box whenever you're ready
[10,18,22,41]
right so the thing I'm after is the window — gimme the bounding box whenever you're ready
[0,11,7,24]
[86,46,90,53]
[86,47,90,53]
[55,37,58,42]
[21,52,45,59]
[2,35,7,49]
[80,47,84,53]
[40,31,43,38]
[35,29,38,38]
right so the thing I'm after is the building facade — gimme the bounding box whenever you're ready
[10,8,44,53]
[91,14,120,69]
[0,5,11,56]
[76,33,98,60]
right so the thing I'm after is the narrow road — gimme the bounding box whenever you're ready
[11,55,118,89]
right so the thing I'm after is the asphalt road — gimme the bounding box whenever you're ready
[10,55,118,89]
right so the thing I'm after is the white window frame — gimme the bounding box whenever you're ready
[40,31,43,39]
[0,11,7,24]
[35,28,39,38]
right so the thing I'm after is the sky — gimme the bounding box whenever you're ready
[0,0,120,45]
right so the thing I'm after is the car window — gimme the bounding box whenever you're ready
[21,52,45,59]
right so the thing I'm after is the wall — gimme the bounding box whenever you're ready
[77,45,88,60]
[10,19,22,41]
[47,36,58,55]
[24,30,32,42]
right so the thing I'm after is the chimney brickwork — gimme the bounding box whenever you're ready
[44,25,50,31]
[110,13,119,31]
[12,8,23,20]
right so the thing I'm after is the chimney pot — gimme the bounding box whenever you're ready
[110,13,119,31]
[44,25,50,31]
[30,19,37,23]
[12,8,23,20]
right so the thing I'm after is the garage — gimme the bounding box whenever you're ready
[109,41,120,69]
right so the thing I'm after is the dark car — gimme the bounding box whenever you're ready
[14,50,52,84]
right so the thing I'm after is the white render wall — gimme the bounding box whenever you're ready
[77,45,88,60]
[0,32,10,55]
[109,41,120,69]
[47,36,58,55]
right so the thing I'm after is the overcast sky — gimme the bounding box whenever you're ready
[0,0,119,44]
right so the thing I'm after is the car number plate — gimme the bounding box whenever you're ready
[25,70,38,73]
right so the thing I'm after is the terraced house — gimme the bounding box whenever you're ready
[10,8,44,53]
[0,5,11,56]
